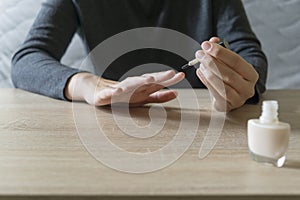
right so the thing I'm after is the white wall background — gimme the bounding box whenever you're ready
[243,0,300,89]
[0,0,86,88]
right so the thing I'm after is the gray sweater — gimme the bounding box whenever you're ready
[11,0,267,102]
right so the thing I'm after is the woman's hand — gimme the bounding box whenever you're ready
[196,37,259,112]
[65,70,185,106]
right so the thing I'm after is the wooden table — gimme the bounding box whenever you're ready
[0,89,300,200]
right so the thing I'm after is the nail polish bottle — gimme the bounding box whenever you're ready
[247,100,290,167]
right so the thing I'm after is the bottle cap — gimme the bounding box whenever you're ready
[259,100,279,124]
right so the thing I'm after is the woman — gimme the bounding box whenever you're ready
[11,0,267,111]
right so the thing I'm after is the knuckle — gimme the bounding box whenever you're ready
[231,56,241,68]
[254,71,259,82]
[145,75,155,83]
[230,71,237,83]
[224,87,233,99]
[213,100,228,112]
[223,74,234,85]
[94,95,106,106]
[241,85,255,100]
[224,88,241,108]
[235,100,246,110]
[203,55,215,67]
[167,70,176,76]
[246,88,255,99]
[248,64,259,82]
[206,58,215,67]
[205,71,215,81]
[201,54,213,67]
[213,46,222,57]
[222,75,230,83]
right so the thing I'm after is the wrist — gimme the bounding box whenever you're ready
[64,72,119,104]
[64,72,95,101]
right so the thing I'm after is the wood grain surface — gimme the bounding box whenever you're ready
[0,89,300,200]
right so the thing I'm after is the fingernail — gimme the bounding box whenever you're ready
[202,42,212,51]
[196,51,205,60]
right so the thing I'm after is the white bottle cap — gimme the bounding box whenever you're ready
[259,100,279,124]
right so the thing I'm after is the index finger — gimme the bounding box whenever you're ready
[201,41,256,80]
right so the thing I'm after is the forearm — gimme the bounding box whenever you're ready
[11,51,80,100]
[11,0,80,100]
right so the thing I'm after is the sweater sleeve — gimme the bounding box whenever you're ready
[11,0,81,100]
[213,0,268,103]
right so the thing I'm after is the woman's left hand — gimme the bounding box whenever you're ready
[196,37,259,112]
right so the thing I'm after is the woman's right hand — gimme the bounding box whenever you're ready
[65,70,185,106]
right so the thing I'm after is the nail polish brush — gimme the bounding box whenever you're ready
[181,39,230,70]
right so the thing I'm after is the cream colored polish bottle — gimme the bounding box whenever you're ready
[247,100,290,167]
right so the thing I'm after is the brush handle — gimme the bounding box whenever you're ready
[188,58,199,66]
